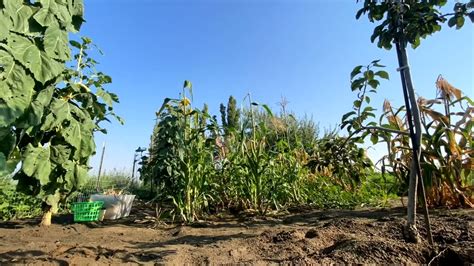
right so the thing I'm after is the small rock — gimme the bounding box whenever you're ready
[305,229,319,239]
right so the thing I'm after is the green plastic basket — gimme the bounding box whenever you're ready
[71,201,104,222]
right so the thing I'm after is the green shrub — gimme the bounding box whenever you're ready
[0,176,42,221]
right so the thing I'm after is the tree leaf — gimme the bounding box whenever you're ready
[353,100,362,108]
[0,11,12,41]
[342,111,356,122]
[50,144,72,165]
[448,16,457,27]
[69,40,81,49]
[375,70,389,80]
[22,144,51,185]
[63,119,82,149]
[97,88,114,106]
[40,99,71,131]
[370,133,378,145]
[67,0,85,31]
[21,86,55,128]
[33,0,72,28]
[456,16,465,29]
[79,130,95,158]
[4,1,33,34]
[0,49,35,127]
[74,163,88,188]
[7,34,63,83]
[351,65,363,80]
[43,26,71,61]
[368,79,380,89]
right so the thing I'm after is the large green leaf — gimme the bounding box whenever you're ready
[97,88,114,106]
[33,0,72,28]
[43,26,71,61]
[67,0,84,31]
[7,34,64,83]
[63,160,87,188]
[22,144,51,185]
[79,130,95,158]
[0,49,35,127]
[16,87,55,131]
[0,11,12,41]
[27,87,55,127]
[40,98,71,131]
[4,0,33,34]
[74,163,88,187]
[63,119,81,149]
[50,144,72,165]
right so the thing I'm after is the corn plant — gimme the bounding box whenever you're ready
[343,64,473,209]
[385,77,473,207]
[141,81,218,222]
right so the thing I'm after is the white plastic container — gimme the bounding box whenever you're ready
[98,209,107,221]
[90,194,135,220]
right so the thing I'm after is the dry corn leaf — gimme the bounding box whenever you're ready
[436,75,462,100]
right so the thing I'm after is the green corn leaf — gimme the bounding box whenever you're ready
[261,104,273,117]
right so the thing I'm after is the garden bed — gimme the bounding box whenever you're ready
[0,202,472,265]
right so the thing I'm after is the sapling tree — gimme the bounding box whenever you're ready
[356,0,474,243]
[0,0,121,225]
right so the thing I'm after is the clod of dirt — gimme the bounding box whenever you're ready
[305,229,319,239]
[427,247,466,266]
[272,230,305,243]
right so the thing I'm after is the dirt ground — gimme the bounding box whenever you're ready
[0,201,472,265]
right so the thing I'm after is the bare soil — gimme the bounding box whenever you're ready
[0,201,472,265]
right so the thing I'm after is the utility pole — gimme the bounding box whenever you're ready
[96,142,106,191]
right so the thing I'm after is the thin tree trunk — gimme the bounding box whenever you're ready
[40,205,52,226]
[395,40,433,245]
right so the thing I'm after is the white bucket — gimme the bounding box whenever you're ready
[90,194,135,220]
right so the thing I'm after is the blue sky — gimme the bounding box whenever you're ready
[80,0,473,175]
